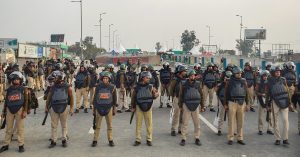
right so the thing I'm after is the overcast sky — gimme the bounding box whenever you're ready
[1,0,300,52]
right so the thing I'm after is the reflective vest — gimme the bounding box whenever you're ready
[6,86,25,114]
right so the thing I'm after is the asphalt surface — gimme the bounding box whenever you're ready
[0,66,299,157]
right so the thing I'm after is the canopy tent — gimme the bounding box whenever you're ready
[189,46,201,56]
[158,46,167,53]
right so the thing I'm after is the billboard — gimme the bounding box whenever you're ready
[51,34,64,42]
[18,43,38,58]
[244,29,266,40]
[0,38,18,49]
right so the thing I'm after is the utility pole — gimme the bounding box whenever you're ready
[236,14,243,56]
[108,24,113,52]
[71,0,83,59]
[113,30,117,50]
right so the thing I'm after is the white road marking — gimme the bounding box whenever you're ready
[199,114,218,133]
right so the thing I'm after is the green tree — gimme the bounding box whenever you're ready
[155,42,162,52]
[236,39,254,56]
[180,30,200,52]
[68,36,106,59]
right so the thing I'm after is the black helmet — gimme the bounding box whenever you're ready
[55,63,63,70]
[9,71,24,83]
[177,65,187,73]
[140,71,152,79]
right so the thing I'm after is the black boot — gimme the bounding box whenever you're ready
[210,108,216,112]
[18,145,25,153]
[250,107,255,112]
[62,140,67,148]
[0,145,9,153]
[266,130,274,135]
[237,140,246,145]
[109,141,115,147]
[171,131,176,136]
[159,102,163,108]
[133,141,141,146]
[178,130,182,134]
[91,141,97,147]
[228,140,233,145]
[74,109,79,113]
[167,104,172,108]
[195,139,202,146]
[274,140,280,145]
[49,140,56,148]
[283,140,290,145]
[84,108,88,113]
[146,140,152,146]
[79,106,84,109]
[258,131,263,135]
[180,139,185,146]
[217,130,222,136]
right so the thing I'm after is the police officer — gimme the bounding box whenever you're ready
[37,61,45,91]
[24,62,37,90]
[255,70,274,135]
[266,62,272,72]
[46,71,74,148]
[213,64,221,84]
[0,72,29,153]
[282,61,296,112]
[125,65,137,109]
[137,64,148,81]
[178,69,204,146]
[131,71,159,146]
[108,64,116,85]
[224,66,249,145]
[91,71,117,147]
[116,64,129,113]
[194,63,203,81]
[159,62,172,108]
[202,62,217,112]
[266,65,291,145]
[148,65,159,91]
[74,65,90,113]
[242,62,256,112]
[169,65,187,136]
[216,71,232,136]
[88,65,98,109]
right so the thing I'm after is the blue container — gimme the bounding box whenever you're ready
[195,57,198,64]
[211,57,215,64]
[240,59,244,69]
[202,57,205,66]
[262,60,266,70]
[223,58,227,69]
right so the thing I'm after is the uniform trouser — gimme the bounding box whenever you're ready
[88,87,96,107]
[287,86,295,106]
[258,105,273,132]
[36,75,45,90]
[217,99,226,131]
[126,88,133,107]
[93,109,113,141]
[227,101,245,141]
[76,87,89,109]
[50,108,68,142]
[67,74,73,85]
[136,106,152,142]
[246,86,254,108]
[3,108,25,146]
[272,102,289,140]
[0,83,4,101]
[27,76,35,89]
[202,85,214,108]
[181,104,200,140]
[171,97,182,131]
[160,84,170,105]
[117,88,128,110]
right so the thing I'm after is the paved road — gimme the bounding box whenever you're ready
[0,66,299,157]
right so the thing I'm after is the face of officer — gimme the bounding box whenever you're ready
[245,65,250,70]
[234,73,242,79]
[274,71,281,77]
[180,71,187,78]
[102,77,109,84]
[262,75,268,81]
[12,79,21,85]
[189,74,195,81]
[142,76,150,84]
[80,67,85,72]
[208,66,213,71]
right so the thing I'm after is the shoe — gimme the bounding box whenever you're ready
[79,106,84,109]
[195,139,202,146]
[258,131,263,135]
[180,139,185,146]
[133,141,141,146]
[62,140,67,148]
[289,108,295,112]
[90,106,93,109]
[167,104,172,108]
[250,107,255,112]
[227,140,233,145]
[84,108,88,113]
[274,140,280,145]
[125,109,131,112]
[178,131,182,135]
[266,130,274,135]
[18,145,25,153]
[159,105,163,108]
[283,140,290,145]
[49,140,56,148]
[237,140,246,145]
[0,145,9,153]
[75,109,79,113]
[217,130,222,136]
[146,140,152,146]
[117,110,122,113]
[91,141,97,147]
[109,141,115,147]
[210,108,216,112]
[234,133,237,136]
[171,131,176,136]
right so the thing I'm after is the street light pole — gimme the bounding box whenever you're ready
[99,12,106,50]
[236,14,243,56]
[71,0,83,59]
[112,30,117,50]
[206,25,211,53]
[108,24,113,52]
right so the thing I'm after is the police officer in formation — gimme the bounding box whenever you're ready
[225,66,249,145]
[116,64,129,113]
[74,65,90,113]
[46,71,74,148]
[266,65,291,145]
[131,71,159,146]
[178,69,204,146]
[159,62,172,108]
[282,61,296,112]
[242,62,256,112]
[148,65,160,93]
[202,62,217,112]
[0,72,29,153]
[88,65,98,109]
[125,64,137,108]
[92,71,117,147]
